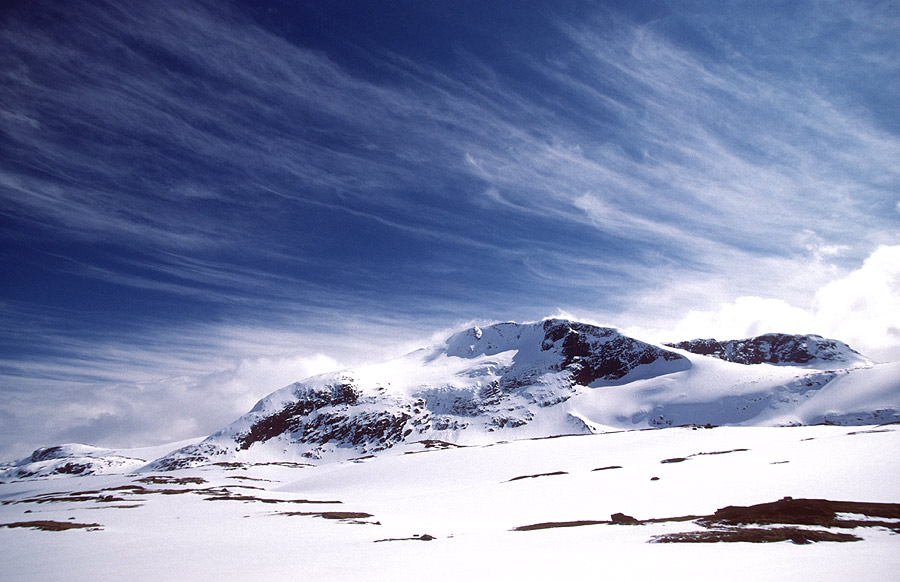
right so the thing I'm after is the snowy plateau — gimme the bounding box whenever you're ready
[1,318,898,581]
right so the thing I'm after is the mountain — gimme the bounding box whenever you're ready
[0,444,146,480]
[665,333,871,368]
[149,319,690,469]
[147,319,898,471]
[0,440,202,482]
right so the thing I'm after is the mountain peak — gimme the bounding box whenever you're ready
[150,319,689,469]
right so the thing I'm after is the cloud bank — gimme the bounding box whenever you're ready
[655,246,900,363]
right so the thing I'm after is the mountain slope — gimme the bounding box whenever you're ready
[149,319,898,470]
[150,319,690,468]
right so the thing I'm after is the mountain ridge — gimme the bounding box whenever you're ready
[3,319,897,480]
[665,333,871,368]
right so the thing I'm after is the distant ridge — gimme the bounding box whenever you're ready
[665,333,871,368]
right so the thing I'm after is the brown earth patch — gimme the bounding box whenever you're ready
[276,511,374,520]
[513,497,900,541]
[706,497,900,532]
[203,493,342,505]
[1,520,102,531]
[136,476,207,485]
[661,449,750,465]
[5,484,272,505]
[651,527,862,544]
[253,461,313,468]
[506,471,568,482]
[846,429,893,435]
[2,492,129,505]
[514,519,608,531]
[375,534,436,543]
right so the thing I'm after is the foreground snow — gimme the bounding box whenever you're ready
[1,424,898,581]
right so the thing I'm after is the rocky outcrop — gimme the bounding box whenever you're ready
[666,334,869,367]
[541,320,685,385]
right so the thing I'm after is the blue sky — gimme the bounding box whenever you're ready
[1,0,898,457]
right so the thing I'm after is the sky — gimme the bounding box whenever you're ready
[1,0,898,458]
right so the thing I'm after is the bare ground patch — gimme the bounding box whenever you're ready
[660,449,750,464]
[1,520,102,532]
[513,497,900,542]
[506,471,568,482]
[374,534,436,543]
[203,493,342,504]
[3,483,336,507]
[274,510,375,523]
[136,476,207,485]
[651,527,862,544]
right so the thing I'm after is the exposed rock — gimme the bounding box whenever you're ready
[666,334,869,368]
[611,512,638,524]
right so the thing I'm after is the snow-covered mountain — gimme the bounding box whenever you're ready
[144,319,898,471]
[0,440,201,481]
[149,319,690,469]
[0,444,146,480]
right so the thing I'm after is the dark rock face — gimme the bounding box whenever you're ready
[53,462,89,475]
[29,446,68,463]
[237,382,361,450]
[666,334,864,366]
[543,320,685,385]
[261,405,426,459]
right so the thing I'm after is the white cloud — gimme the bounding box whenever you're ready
[658,246,900,363]
[669,297,816,341]
[812,245,900,360]
[0,350,343,459]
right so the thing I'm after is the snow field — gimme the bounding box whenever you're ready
[4,424,896,581]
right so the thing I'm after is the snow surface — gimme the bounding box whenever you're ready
[1,424,898,581]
